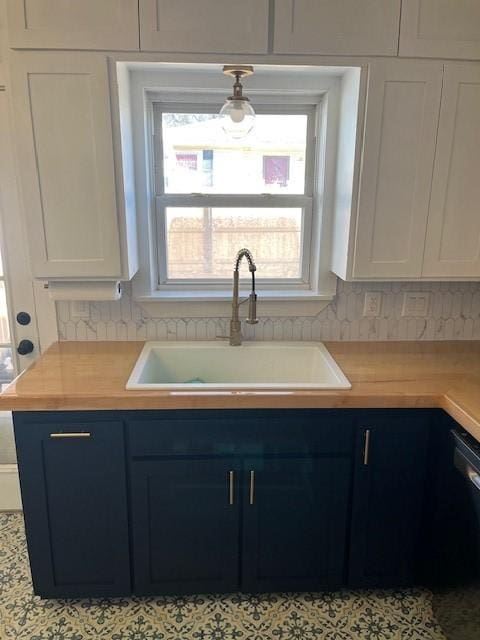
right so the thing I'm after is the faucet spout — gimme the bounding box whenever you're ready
[230,248,258,346]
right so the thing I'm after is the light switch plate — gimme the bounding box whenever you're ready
[363,292,382,317]
[402,292,430,317]
[70,301,90,319]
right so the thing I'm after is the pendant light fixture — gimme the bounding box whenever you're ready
[219,65,255,139]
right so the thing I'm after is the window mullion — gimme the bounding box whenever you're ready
[156,194,312,208]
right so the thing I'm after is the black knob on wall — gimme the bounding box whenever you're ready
[16,312,31,326]
[17,339,34,356]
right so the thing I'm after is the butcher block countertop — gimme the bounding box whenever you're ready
[2,341,480,440]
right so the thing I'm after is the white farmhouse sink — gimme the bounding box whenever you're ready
[126,342,351,390]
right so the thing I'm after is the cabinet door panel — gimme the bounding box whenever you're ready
[10,53,122,278]
[131,458,240,595]
[353,61,442,278]
[7,0,139,50]
[400,0,480,60]
[349,412,429,587]
[423,64,480,278]
[140,0,269,53]
[242,457,350,592]
[274,0,401,56]
[14,417,130,598]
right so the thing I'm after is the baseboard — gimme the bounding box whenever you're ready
[0,464,22,511]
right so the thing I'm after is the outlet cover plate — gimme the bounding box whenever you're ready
[363,292,382,317]
[70,301,90,320]
[402,292,430,317]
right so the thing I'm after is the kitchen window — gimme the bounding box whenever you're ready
[153,104,316,288]
[125,63,356,312]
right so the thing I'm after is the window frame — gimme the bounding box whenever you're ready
[152,102,318,291]
[124,63,354,314]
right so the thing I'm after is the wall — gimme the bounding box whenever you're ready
[57,280,480,342]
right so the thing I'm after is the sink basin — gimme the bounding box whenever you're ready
[126,341,351,390]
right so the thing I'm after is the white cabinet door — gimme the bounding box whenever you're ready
[353,61,442,279]
[273,0,401,56]
[423,64,480,278]
[7,0,139,50]
[400,0,480,60]
[10,53,123,279]
[139,0,269,53]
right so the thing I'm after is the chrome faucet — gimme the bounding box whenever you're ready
[230,248,258,346]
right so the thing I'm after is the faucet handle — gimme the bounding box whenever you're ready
[246,293,258,325]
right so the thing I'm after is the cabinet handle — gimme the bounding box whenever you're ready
[50,432,91,439]
[290,1,296,34]
[363,429,371,465]
[229,470,234,505]
[249,470,255,505]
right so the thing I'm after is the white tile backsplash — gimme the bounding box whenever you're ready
[56,280,480,342]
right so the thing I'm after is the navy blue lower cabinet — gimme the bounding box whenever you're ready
[130,458,241,595]
[348,410,430,588]
[14,408,443,598]
[13,413,131,598]
[241,456,351,592]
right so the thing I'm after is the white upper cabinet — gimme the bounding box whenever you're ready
[9,52,135,279]
[139,0,269,53]
[352,61,442,279]
[331,61,443,281]
[273,0,401,56]
[400,0,480,60]
[423,64,480,278]
[7,0,139,50]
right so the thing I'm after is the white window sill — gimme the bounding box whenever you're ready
[134,289,334,318]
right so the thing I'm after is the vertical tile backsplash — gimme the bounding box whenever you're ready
[57,280,480,342]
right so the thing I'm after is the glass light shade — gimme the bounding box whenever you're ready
[220,99,255,139]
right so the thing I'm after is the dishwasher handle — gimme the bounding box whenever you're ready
[454,447,480,491]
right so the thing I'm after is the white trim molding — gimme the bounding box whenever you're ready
[0,465,21,512]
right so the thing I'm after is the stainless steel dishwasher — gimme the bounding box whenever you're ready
[432,429,480,640]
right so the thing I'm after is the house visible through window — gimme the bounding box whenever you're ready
[175,153,197,171]
[154,104,315,286]
[263,156,290,187]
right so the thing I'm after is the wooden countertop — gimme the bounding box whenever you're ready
[2,341,480,440]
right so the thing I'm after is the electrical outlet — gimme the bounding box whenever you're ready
[363,292,382,317]
[402,292,430,317]
[70,301,90,320]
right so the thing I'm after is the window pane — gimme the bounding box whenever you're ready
[0,347,14,391]
[165,207,302,279]
[0,282,10,343]
[161,113,308,195]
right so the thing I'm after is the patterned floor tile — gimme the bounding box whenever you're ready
[0,513,448,640]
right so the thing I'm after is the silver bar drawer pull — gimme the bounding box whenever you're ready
[50,432,91,439]
[467,465,480,491]
[229,470,235,505]
[249,470,255,505]
[363,429,371,466]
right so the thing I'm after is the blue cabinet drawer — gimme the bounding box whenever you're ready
[126,409,354,457]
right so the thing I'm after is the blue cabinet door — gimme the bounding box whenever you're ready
[14,414,131,598]
[241,456,351,592]
[349,410,429,587]
[131,458,241,595]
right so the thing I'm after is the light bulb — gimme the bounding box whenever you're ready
[219,99,255,139]
[229,103,246,123]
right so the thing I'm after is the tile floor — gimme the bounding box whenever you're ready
[0,513,446,639]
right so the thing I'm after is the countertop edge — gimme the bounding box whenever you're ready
[2,340,480,441]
